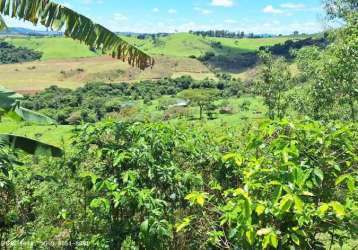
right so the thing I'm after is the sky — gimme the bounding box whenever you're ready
[3,0,332,35]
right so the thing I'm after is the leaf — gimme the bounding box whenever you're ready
[291,233,300,246]
[0,86,56,124]
[257,228,273,236]
[317,203,330,218]
[176,217,192,233]
[262,234,271,249]
[330,201,346,219]
[347,177,355,192]
[270,232,278,249]
[314,168,324,181]
[293,196,304,214]
[246,230,255,246]
[140,219,149,234]
[15,107,56,124]
[0,134,63,157]
[0,15,7,31]
[0,0,154,69]
[256,204,266,216]
[335,174,349,185]
[185,191,208,207]
[279,195,293,213]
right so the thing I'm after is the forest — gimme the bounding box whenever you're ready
[0,0,357,249]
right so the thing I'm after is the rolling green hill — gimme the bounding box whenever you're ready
[124,33,289,57]
[4,33,290,60]
[5,36,97,60]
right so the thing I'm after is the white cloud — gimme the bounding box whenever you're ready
[280,3,306,10]
[262,5,283,14]
[211,0,234,7]
[225,19,237,23]
[168,9,177,14]
[62,2,72,8]
[113,13,128,21]
[152,8,160,13]
[194,7,212,15]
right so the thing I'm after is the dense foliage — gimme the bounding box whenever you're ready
[260,36,329,59]
[1,119,357,249]
[189,30,275,39]
[0,2,357,249]
[0,41,42,64]
[22,76,247,124]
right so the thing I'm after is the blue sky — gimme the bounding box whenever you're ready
[4,0,330,34]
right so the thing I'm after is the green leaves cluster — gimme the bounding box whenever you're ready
[257,50,292,120]
[205,119,358,249]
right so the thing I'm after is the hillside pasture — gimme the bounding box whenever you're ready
[0,55,215,92]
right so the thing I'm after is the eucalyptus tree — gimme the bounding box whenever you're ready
[324,0,358,19]
[257,51,291,120]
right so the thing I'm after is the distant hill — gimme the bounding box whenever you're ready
[0,27,63,36]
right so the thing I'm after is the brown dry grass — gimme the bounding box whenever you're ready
[0,55,215,92]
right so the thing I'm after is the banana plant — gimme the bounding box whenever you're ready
[0,86,62,157]
[0,14,6,30]
[0,0,154,69]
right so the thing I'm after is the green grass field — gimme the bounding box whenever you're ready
[0,33,293,91]
[123,33,290,57]
[5,33,290,60]
[0,119,74,148]
[5,36,97,60]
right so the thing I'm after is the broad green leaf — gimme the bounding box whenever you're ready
[0,134,63,157]
[330,201,346,219]
[317,203,330,218]
[15,107,56,125]
[293,196,304,214]
[176,217,192,233]
[291,233,300,246]
[335,174,349,185]
[256,204,266,216]
[257,228,273,236]
[246,230,255,246]
[314,168,324,181]
[347,177,355,192]
[279,195,293,213]
[90,198,110,211]
[270,232,278,249]
[140,220,149,234]
[185,191,208,207]
[0,15,7,30]
[0,86,56,124]
[262,234,271,249]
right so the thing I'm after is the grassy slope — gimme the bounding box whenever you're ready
[123,33,290,57]
[1,33,292,91]
[5,37,97,60]
[0,119,73,148]
[4,33,292,60]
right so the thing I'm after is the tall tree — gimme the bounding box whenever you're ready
[324,0,358,19]
[257,51,291,119]
[0,0,153,69]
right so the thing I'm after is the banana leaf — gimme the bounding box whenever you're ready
[0,134,63,157]
[0,0,154,69]
[0,14,6,30]
[0,86,56,124]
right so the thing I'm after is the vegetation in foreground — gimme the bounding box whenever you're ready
[0,0,357,249]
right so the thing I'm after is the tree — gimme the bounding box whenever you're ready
[0,0,153,69]
[324,0,358,19]
[257,51,291,119]
[179,89,219,119]
[308,13,358,121]
[0,86,62,156]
